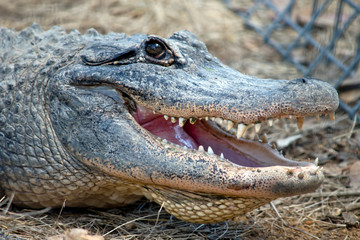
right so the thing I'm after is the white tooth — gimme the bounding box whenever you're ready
[315,157,319,166]
[183,146,188,150]
[227,120,234,131]
[207,146,214,154]
[162,139,168,144]
[171,117,177,123]
[153,111,156,114]
[237,124,247,139]
[311,166,321,175]
[205,116,209,121]
[220,153,224,159]
[178,117,186,127]
[215,117,223,124]
[255,123,261,133]
[164,115,169,120]
[289,115,293,119]
[211,117,215,121]
[268,119,273,126]
[198,145,205,152]
[164,144,170,149]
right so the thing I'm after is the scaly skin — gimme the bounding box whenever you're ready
[0,24,338,223]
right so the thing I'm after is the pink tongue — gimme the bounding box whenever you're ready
[132,105,262,167]
[134,106,198,149]
[132,105,159,124]
[142,118,198,149]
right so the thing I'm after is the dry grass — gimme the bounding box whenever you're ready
[0,0,359,239]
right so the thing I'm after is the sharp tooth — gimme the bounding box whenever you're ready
[255,123,261,133]
[189,117,197,124]
[311,166,321,175]
[171,117,177,123]
[289,115,293,119]
[205,116,209,121]
[314,157,319,166]
[221,119,228,129]
[178,117,187,127]
[198,145,204,152]
[329,112,335,121]
[315,114,320,121]
[207,146,214,154]
[237,124,247,139]
[296,117,304,130]
[262,135,268,143]
[183,146,188,150]
[153,111,156,114]
[162,139,168,144]
[215,117,223,124]
[211,117,215,121]
[227,120,234,131]
[268,119,273,126]
[164,115,169,121]
[220,153,224,159]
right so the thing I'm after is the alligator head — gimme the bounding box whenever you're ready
[47,29,339,223]
[2,26,338,224]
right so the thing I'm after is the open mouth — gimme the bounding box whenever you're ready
[132,105,325,168]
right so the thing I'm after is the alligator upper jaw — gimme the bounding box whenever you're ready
[132,105,317,169]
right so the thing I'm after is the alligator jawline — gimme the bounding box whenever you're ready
[132,105,312,168]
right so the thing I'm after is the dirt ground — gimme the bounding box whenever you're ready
[0,0,360,239]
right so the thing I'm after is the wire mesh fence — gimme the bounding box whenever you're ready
[223,0,360,123]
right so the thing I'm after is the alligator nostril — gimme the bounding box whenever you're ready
[292,77,309,84]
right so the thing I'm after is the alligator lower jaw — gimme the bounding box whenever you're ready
[132,105,333,168]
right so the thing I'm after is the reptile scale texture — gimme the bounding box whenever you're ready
[0,25,339,223]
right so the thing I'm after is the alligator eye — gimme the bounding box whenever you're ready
[145,40,166,59]
[142,37,175,66]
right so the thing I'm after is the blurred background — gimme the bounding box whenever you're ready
[0,0,304,79]
[1,0,360,239]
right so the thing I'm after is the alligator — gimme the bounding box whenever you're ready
[0,24,338,224]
